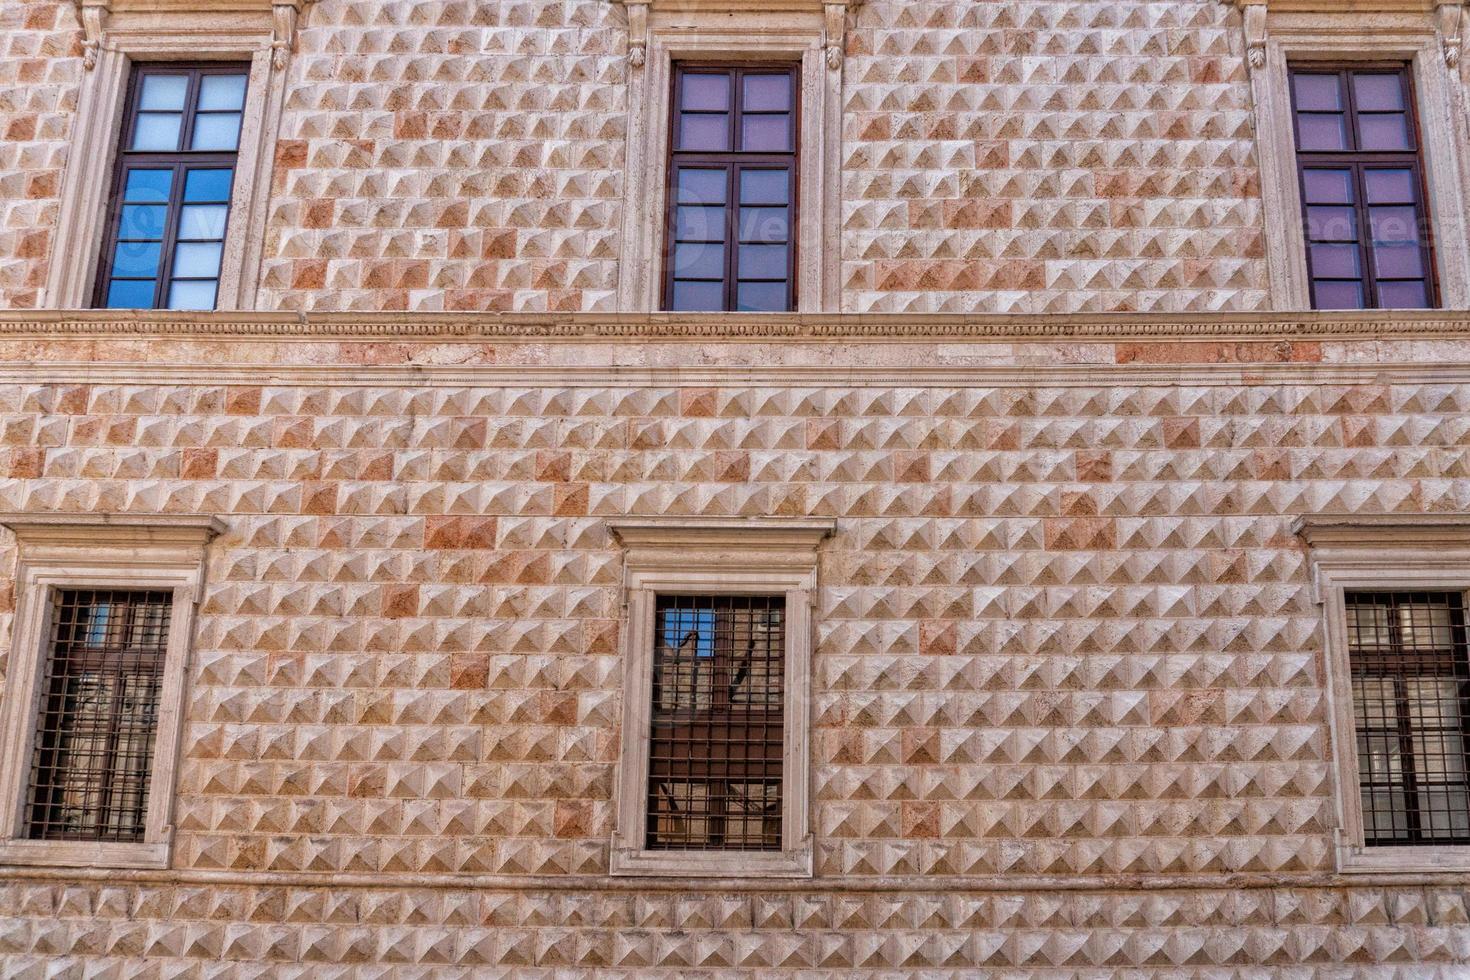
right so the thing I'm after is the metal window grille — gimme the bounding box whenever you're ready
[1346,590,1470,846]
[25,589,173,842]
[646,594,785,851]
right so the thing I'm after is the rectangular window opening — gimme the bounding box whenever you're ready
[25,588,174,843]
[1289,62,1438,311]
[93,63,250,312]
[663,64,798,313]
[646,593,786,851]
[1346,590,1470,846]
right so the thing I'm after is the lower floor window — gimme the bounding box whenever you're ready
[26,589,173,843]
[1347,590,1470,845]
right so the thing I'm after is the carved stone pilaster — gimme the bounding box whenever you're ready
[272,0,315,71]
[71,0,107,70]
[1216,0,1268,75]
[621,0,649,68]
[824,0,863,70]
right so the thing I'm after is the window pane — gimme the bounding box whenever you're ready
[138,74,188,110]
[1293,73,1342,110]
[198,74,248,111]
[1419,790,1470,839]
[1371,244,1423,280]
[1313,280,1365,309]
[680,73,730,111]
[738,243,788,280]
[191,113,243,151]
[1377,280,1429,309]
[679,113,729,151]
[736,280,788,312]
[670,280,723,311]
[1309,244,1361,280]
[131,113,182,151]
[743,74,791,112]
[1358,114,1411,151]
[1296,113,1347,151]
[741,114,791,152]
[675,206,726,241]
[178,204,229,240]
[119,204,168,241]
[184,169,235,203]
[1302,169,1353,205]
[740,169,789,205]
[1369,207,1420,244]
[105,279,157,308]
[1411,730,1467,778]
[739,206,789,243]
[675,168,727,205]
[122,169,173,203]
[1306,206,1359,243]
[671,242,724,280]
[1361,789,1411,840]
[1364,169,1416,205]
[167,279,218,311]
[1353,73,1405,111]
[172,241,223,279]
[111,241,162,278]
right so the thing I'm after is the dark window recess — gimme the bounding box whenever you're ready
[646,594,785,851]
[1289,64,1437,310]
[93,64,250,312]
[25,589,173,843]
[1347,591,1470,846]
[663,64,798,313]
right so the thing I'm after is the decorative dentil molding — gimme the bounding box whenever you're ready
[610,0,863,69]
[71,0,315,70]
[1217,0,1469,71]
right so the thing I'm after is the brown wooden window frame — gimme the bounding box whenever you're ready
[1287,61,1439,311]
[661,62,801,313]
[92,62,251,311]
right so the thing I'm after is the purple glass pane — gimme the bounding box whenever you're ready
[740,169,789,205]
[671,280,724,311]
[1352,73,1405,111]
[1373,243,1425,279]
[675,168,727,205]
[1377,280,1429,308]
[738,243,788,280]
[1364,168,1416,205]
[672,242,725,280]
[1306,206,1359,243]
[736,280,789,312]
[743,74,791,112]
[1302,169,1354,204]
[1296,113,1347,151]
[675,206,726,241]
[679,113,729,151]
[739,207,789,243]
[1369,206,1420,244]
[1358,113,1411,151]
[1314,280,1365,309]
[680,73,730,111]
[1309,244,1361,280]
[742,114,791,152]
[1293,73,1343,111]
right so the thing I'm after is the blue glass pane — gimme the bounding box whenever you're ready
[111,240,162,278]
[741,114,790,152]
[679,113,729,152]
[106,279,157,309]
[131,112,182,151]
[198,74,248,111]
[675,206,725,241]
[139,74,188,110]
[662,608,715,657]
[184,169,235,203]
[738,244,788,280]
[178,204,228,240]
[1292,73,1342,111]
[675,168,726,205]
[672,243,724,280]
[123,169,173,203]
[167,279,218,311]
[742,74,791,112]
[736,280,788,312]
[739,169,789,205]
[681,74,730,111]
[739,206,789,243]
[119,204,168,241]
[172,241,223,279]
[670,280,723,311]
[191,113,243,151]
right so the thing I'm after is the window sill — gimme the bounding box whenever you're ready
[610,838,813,878]
[0,838,169,870]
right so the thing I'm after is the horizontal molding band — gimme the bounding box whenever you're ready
[5,361,1470,388]
[0,866,1463,894]
[2,308,1470,341]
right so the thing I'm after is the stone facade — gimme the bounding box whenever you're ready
[3,0,1470,974]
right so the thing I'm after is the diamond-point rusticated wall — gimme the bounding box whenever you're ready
[0,312,1467,971]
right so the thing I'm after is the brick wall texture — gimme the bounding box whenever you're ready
[0,0,1270,313]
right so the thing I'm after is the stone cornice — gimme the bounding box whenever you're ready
[2,309,1469,341]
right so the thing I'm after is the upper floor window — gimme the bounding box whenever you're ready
[94,64,250,311]
[1289,63,1437,310]
[663,64,798,313]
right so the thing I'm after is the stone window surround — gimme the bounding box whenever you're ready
[0,514,222,869]
[1230,3,1470,310]
[613,1,856,313]
[43,1,313,311]
[607,516,833,878]
[1296,514,1470,874]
